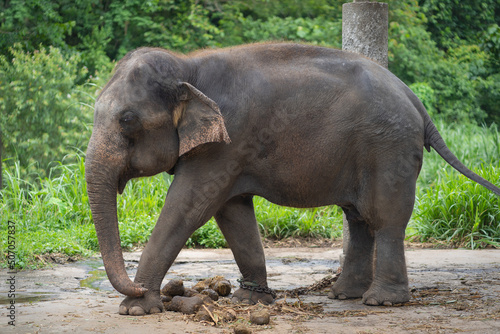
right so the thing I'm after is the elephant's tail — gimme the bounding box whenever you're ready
[423,114,500,196]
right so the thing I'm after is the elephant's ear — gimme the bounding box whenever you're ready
[174,82,231,156]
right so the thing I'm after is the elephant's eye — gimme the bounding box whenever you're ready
[120,111,141,136]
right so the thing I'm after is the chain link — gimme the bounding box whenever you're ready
[237,279,277,299]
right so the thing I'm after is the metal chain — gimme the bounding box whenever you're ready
[280,273,340,297]
[237,273,340,300]
[237,279,278,299]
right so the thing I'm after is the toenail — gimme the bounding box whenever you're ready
[150,307,162,314]
[129,306,146,316]
[118,305,129,315]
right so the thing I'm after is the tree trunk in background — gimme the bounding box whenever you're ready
[340,0,388,266]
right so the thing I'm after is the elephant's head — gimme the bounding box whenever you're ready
[85,49,230,297]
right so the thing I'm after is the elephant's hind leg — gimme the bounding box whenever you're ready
[362,222,411,306]
[215,195,274,305]
[360,173,416,306]
[329,206,374,300]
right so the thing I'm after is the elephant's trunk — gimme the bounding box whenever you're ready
[85,138,147,297]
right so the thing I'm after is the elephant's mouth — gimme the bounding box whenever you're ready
[117,168,136,194]
[117,177,128,194]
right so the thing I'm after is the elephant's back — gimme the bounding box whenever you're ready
[191,42,424,150]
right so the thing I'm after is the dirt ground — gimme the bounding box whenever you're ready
[1,243,500,333]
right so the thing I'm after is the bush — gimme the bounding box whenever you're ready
[0,44,97,180]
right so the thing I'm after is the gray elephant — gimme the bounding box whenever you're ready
[85,43,500,315]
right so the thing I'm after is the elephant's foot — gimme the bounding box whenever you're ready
[328,274,371,300]
[231,287,274,305]
[119,290,163,316]
[361,283,410,306]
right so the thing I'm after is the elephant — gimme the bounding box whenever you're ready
[85,42,500,316]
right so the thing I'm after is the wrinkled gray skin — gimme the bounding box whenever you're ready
[85,43,500,316]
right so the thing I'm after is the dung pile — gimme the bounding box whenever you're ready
[161,275,332,330]
[161,276,237,324]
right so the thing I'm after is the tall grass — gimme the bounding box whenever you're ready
[409,121,500,248]
[412,166,500,248]
[1,157,95,268]
[0,155,340,268]
[1,121,499,268]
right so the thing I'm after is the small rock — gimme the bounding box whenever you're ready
[250,309,270,325]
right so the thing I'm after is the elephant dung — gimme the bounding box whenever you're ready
[161,279,185,297]
[161,295,172,303]
[201,288,219,301]
[213,279,232,297]
[250,309,270,325]
[193,276,232,296]
[164,295,204,315]
[183,287,198,297]
[193,280,210,292]
[233,325,252,334]
[194,293,215,305]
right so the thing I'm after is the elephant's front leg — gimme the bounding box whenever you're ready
[119,180,223,315]
[215,195,274,305]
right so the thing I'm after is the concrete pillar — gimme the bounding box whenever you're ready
[340,1,388,266]
[342,0,388,68]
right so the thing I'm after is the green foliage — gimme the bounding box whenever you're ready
[221,0,343,20]
[409,82,436,116]
[0,44,96,180]
[388,0,439,83]
[217,15,341,47]
[0,0,76,55]
[388,0,499,123]
[419,0,499,50]
[186,220,227,249]
[214,0,343,46]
